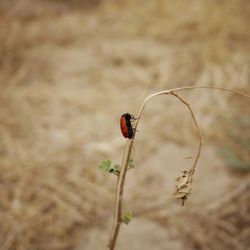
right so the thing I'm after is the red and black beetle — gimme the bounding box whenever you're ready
[120,113,139,139]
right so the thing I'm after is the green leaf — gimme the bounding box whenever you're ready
[128,158,135,169]
[98,160,120,175]
[123,211,132,225]
[109,164,120,175]
[99,160,112,171]
[98,159,135,175]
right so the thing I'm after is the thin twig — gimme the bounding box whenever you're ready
[107,85,250,250]
[170,91,203,173]
[107,140,134,250]
[170,92,203,205]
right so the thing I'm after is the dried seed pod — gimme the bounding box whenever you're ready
[174,169,194,205]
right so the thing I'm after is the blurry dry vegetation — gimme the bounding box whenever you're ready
[155,176,250,250]
[0,0,249,249]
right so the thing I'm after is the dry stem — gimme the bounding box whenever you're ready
[170,91,203,173]
[107,85,250,250]
[170,92,203,205]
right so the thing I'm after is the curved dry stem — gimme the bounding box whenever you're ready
[107,85,250,250]
[170,92,203,205]
[170,91,203,173]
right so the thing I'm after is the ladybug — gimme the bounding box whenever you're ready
[120,113,139,139]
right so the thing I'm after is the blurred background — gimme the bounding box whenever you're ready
[0,0,249,249]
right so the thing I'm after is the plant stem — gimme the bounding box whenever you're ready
[170,91,203,173]
[107,85,250,250]
[107,140,134,250]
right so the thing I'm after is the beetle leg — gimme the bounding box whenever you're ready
[131,115,140,121]
[133,128,139,133]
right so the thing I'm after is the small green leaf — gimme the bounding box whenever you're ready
[123,211,132,225]
[109,164,120,175]
[99,160,112,171]
[98,160,120,175]
[128,158,135,169]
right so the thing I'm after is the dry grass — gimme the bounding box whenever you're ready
[173,177,250,250]
[0,0,249,249]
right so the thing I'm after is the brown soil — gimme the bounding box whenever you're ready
[0,1,249,250]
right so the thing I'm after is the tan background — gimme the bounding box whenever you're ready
[0,0,249,249]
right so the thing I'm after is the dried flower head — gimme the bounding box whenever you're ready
[174,169,194,205]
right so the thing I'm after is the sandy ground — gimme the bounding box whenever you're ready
[0,1,249,249]
[81,144,239,249]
